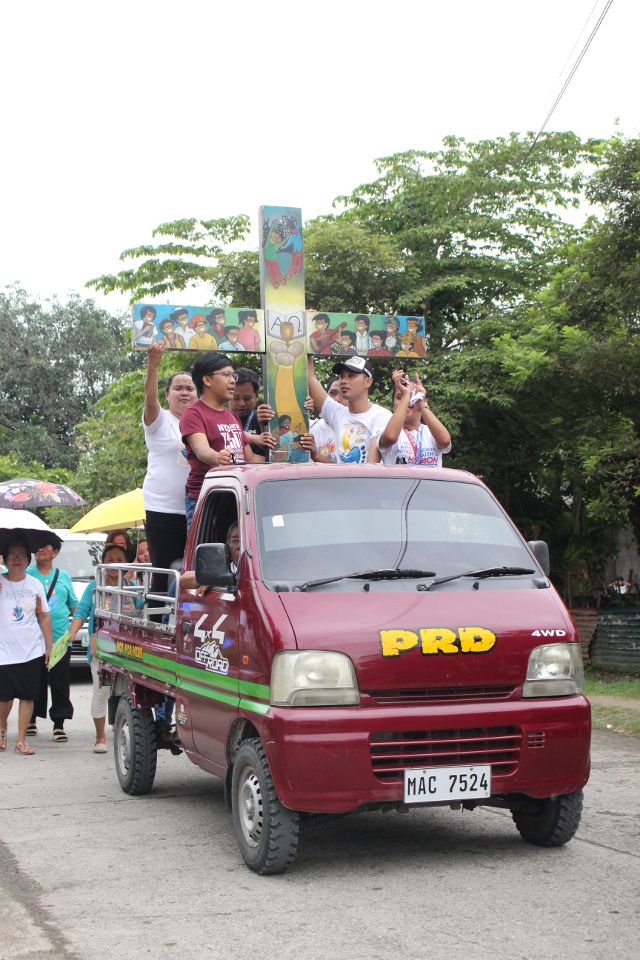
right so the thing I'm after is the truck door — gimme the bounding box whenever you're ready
[176,486,241,772]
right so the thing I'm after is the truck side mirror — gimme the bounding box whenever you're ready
[195,543,235,588]
[527,540,550,576]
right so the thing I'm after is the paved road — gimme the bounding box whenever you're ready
[1,671,639,960]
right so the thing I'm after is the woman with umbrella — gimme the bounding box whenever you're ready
[0,537,53,755]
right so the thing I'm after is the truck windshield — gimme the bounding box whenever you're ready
[255,477,536,587]
[56,540,104,580]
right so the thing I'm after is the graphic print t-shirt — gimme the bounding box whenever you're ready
[180,400,248,497]
[0,573,50,665]
[26,565,77,641]
[310,418,337,463]
[379,424,452,467]
[320,397,391,464]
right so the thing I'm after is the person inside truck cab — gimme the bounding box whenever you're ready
[227,523,240,576]
[176,523,240,591]
[180,353,276,529]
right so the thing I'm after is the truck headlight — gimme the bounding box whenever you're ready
[271,651,360,707]
[523,643,584,697]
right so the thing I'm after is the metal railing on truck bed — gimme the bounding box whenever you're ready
[94,563,180,638]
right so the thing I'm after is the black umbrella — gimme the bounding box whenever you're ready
[0,508,62,556]
[0,477,87,509]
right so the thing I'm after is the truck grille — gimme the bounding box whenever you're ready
[370,726,521,782]
[366,686,515,705]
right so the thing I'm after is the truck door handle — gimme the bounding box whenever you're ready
[182,619,192,635]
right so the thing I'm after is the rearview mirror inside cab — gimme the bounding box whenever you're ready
[195,543,236,588]
[527,540,550,576]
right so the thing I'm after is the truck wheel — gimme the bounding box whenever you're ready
[512,789,583,846]
[231,738,299,875]
[113,696,157,795]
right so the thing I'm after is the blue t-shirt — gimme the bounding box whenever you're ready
[26,565,78,642]
[74,581,137,661]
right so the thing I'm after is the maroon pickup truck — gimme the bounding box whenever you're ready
[95,464,590,874]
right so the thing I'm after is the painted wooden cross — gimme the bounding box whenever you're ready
[132,204,427,463]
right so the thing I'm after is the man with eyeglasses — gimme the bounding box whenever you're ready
[180,353,276,528]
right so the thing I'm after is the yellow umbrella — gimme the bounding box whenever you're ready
[70,488,145,533]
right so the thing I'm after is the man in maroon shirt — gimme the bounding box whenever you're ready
[180,353,275,528]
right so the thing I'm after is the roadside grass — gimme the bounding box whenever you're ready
[584,668,640,699]
[590,704,640,737]
[584,666,640,736]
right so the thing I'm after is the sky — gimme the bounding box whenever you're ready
[1,0,637,314]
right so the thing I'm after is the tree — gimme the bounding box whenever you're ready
[0,287,136,470]
[478,136,640,601]
[88,216,252,303]
[89,133,598,322]
[334,133,600,350]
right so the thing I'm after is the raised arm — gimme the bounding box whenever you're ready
[143,342,166,426]
[377,371,411,450]
[416,374,451,448]
[307,356,328,413]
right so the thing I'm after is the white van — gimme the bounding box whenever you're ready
[54,530,107,662]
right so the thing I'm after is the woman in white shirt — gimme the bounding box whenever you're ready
[0,538,53,755]
[143,343,197,593]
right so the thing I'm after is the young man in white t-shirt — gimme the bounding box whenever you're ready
[307,356,391,465]
[369,369,451,466]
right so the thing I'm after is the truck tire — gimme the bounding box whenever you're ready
[113,696,157,795]
[512,789,583,846]
[231,738,299,875]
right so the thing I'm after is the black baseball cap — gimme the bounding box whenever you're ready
[332,356,374,379]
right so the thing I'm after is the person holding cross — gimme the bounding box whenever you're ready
[180,353,276,529]
[307,355,391,465]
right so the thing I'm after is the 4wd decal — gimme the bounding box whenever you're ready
[380,626,497,657]
[194,613,230,675]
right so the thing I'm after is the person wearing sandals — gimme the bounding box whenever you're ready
[26,538,78,742]
[68,543,130,754]
[0,539,53,756]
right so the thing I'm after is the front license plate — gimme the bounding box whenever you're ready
[404,765,491,804]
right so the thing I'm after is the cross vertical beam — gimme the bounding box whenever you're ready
[258,206,310,463]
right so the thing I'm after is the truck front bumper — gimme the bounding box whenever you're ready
[260,696,591,813]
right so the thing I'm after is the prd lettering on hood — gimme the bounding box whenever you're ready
[380,627,497,657]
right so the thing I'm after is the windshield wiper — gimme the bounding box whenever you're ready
[425,566,536,591]
[293,568,437,592]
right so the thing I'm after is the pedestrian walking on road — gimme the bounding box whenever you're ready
[26,538,78,742]
[68,542,131,754]
[0,538,53,756]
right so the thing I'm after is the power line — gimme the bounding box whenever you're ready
[530,0,615,151]
[552,0,601,85]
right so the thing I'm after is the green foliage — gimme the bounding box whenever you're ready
[0,287,135,470]
[334,133,600,342]
[72,350,195,506]
[88,216,252,302]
